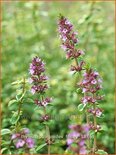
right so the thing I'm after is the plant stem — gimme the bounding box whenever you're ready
[43,105,51,155]
[18,77,25,115]
[93,99,97,153]
[16,77,26,127]
[84,92,90,153]
[47,125,51,155]
[86,109,90,152]
[75,58,78,66]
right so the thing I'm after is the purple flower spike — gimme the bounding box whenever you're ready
[29,56,53,109]
[58,15,84,60]
[29,57,45,76]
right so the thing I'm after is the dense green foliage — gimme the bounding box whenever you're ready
[2,1,115,154]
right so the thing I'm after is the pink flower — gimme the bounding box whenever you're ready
[11,133,20,140]
[15,139,25,148]
[91,79,97,84]
[82,88,87,93]
[26,138,35,149]
[28,78,33,84]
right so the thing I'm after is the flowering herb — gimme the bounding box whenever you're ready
[29,56,53,154]
[58,15,107,154]
[1,77,36,154]
[11,128,34,150]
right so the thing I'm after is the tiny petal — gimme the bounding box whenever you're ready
[82,88,87,93]
[31,88,36,94]
[11,134,18,140]
[28,78,33,84]
[91,79,97,84]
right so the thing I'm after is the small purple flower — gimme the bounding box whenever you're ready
[28,78,33,84]
[11,128,35,149]
[82,88,87,93]
[89,122,101,132]
[78,140,85,146]
[31,87,36,94]
[26,138,35,148]
[15,139,25,148]
[79,146,87,154]
[40,114,50,122]
[91,79,97,84]
[67,131,80,145]
[35,97,52,107]
[11,133,20,140]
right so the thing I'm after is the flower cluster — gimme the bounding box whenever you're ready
[79,69,103,120]
[89,123,101,132]
[29,57,49,94]
[34,97,52,107]
[79,69,102,94]
[67,124,89,154]
[58,15,105,153]
[58,15,84,60]
[11,128,34,149]
[29,56,52,122]
[29,56,52,107]
[88,107,103,117]
[29,56,53,151]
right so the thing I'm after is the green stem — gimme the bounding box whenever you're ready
[93,98,97,153]
[86,110,90,152]
[16,77,26,128]
[43,99,51,155]
[84,92,90,153]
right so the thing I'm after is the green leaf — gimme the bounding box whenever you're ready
[76,88,81,93]
[10,112,20,124]
[95,149,108,154]
[3,149,11,154]
[99,125,107,132]
[8,99,17,107]
[25,98,34,103]
[1,140,11,146]
[36,143,47,151]
[98,114,105,119]
[43,120,54,126]
[1,148,8,154]
[11,79,23,85]
[16,91,25,101]
[1,129,11,135]
[84,62,91,70]
[78,104,86,111]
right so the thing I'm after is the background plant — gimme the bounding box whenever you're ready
[2,1,115,154]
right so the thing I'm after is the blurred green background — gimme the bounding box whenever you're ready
[2,1,115,154]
